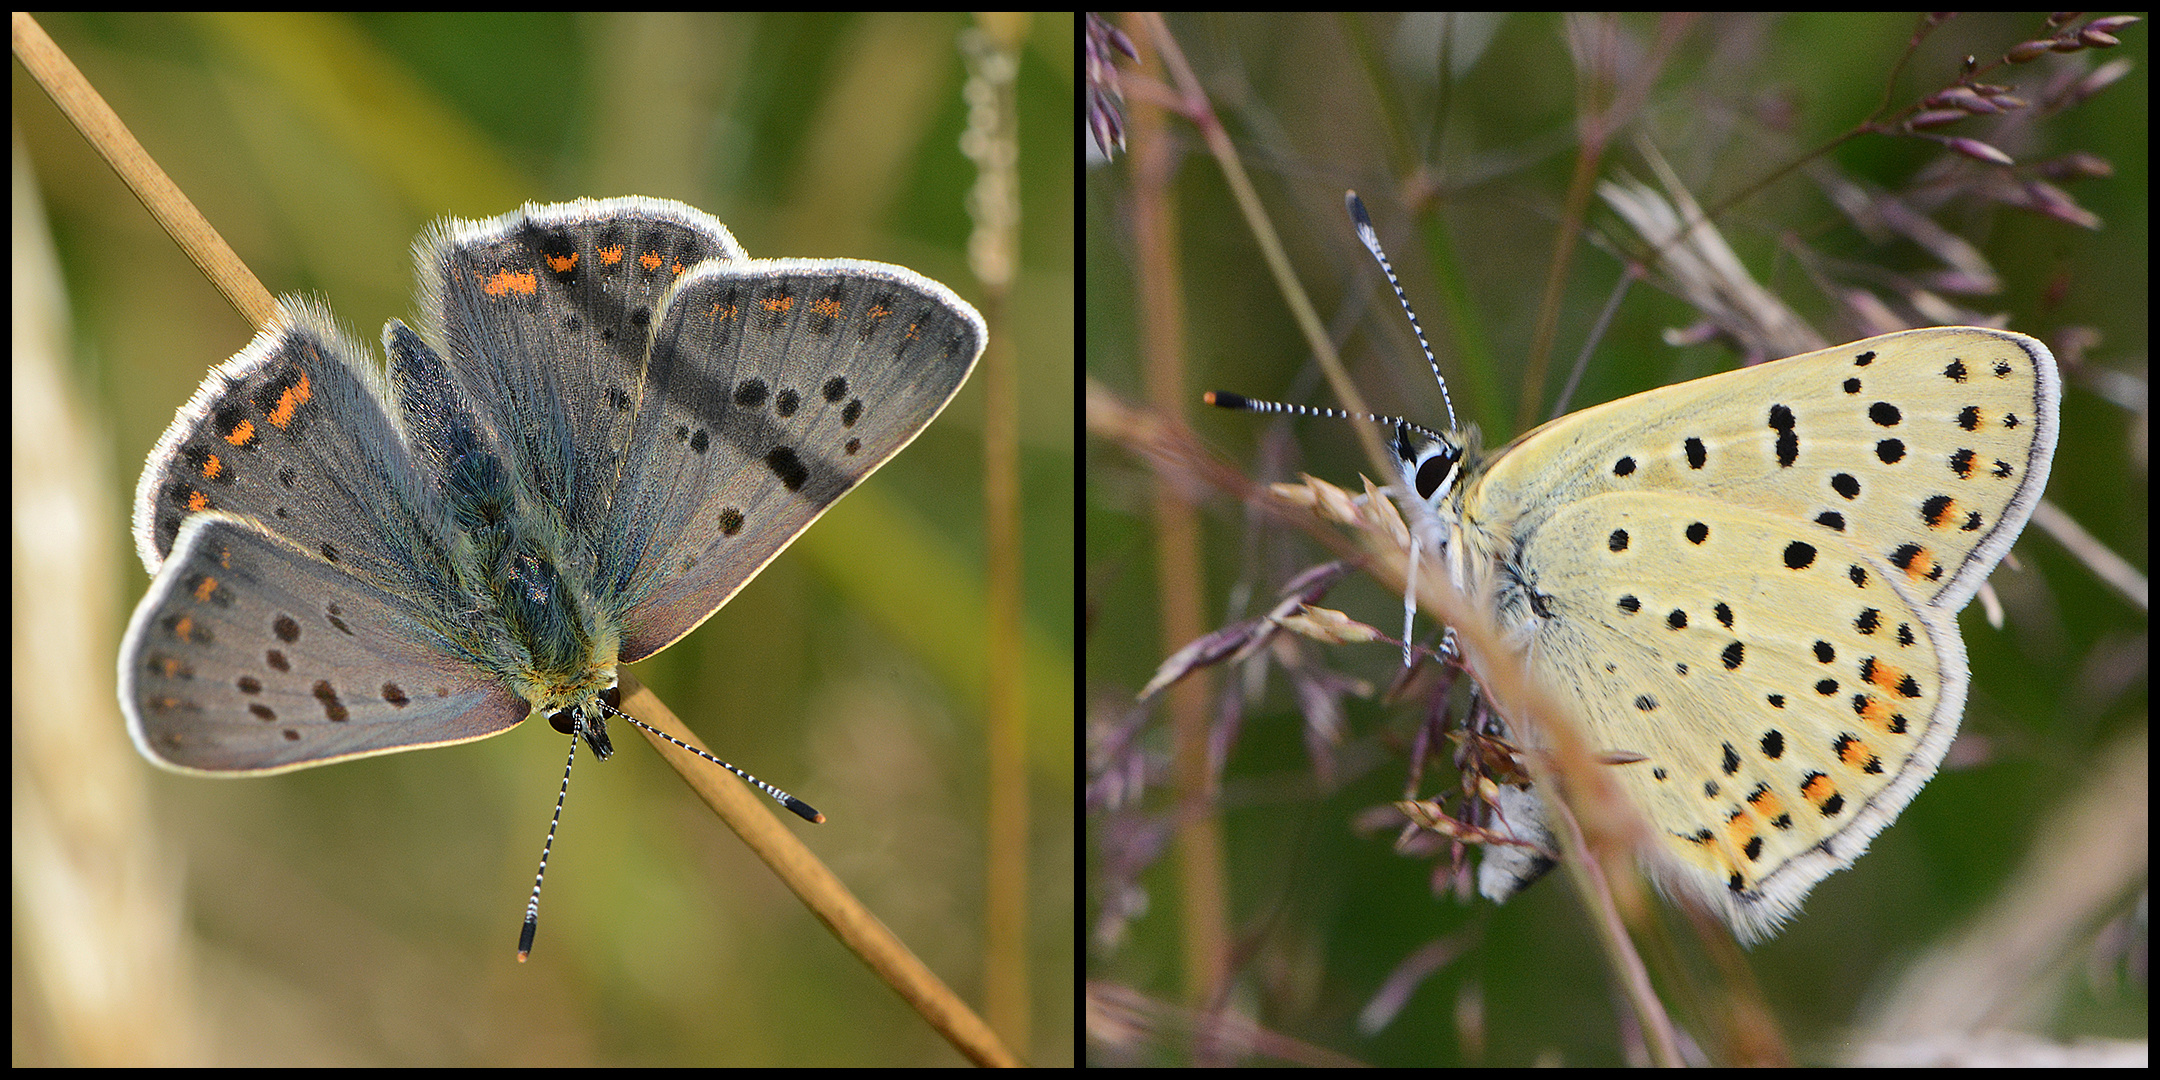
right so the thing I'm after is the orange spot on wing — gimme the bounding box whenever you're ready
[485,269,539,296]
[264,373,310,430]
[1725,809,1759,849]
[1866,660,1908,692]
[1800,773,1840,810]
[1746,786,1786,821]
[1853,693,1883,723]
[1904,548,1939,582]
[1837,736,1875,768]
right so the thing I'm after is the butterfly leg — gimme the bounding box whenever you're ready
[1401,530,1421,667]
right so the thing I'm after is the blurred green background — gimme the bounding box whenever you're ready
[19,12,1071,1066]
[1087,12,2144,1065]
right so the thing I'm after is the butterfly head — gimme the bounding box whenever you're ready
[1393,422,1468,516]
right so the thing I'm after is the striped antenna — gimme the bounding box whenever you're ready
[1345,190,1456,432]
